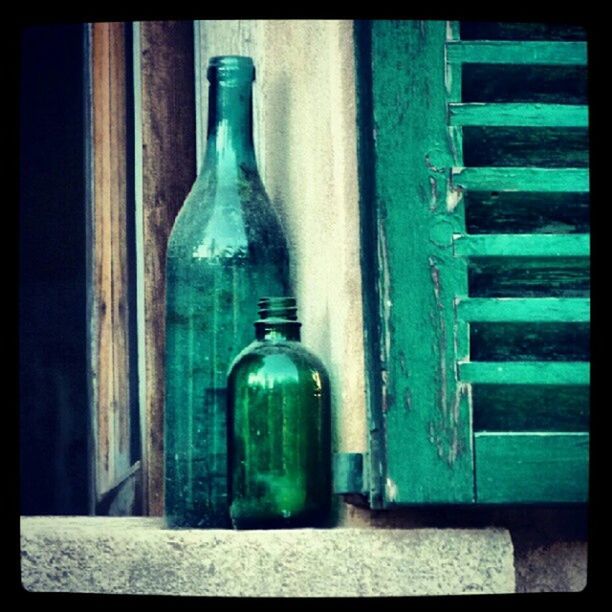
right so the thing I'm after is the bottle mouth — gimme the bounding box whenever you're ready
[257,297,298,321]
[207,55,255,83]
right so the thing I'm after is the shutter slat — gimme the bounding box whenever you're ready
[452,167,589,193]
[459,361,589,385]
[475,432,589,502]
[446,41,587,65]
[457,297,590,322]
[448,103,588,128]
[454,233,589,258]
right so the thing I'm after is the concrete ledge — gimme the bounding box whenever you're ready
[21,517,515,597]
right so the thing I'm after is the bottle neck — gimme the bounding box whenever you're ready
[203,79,257,173]
[255,321,301,342]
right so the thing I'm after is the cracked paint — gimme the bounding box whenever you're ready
[385,477,399,502]
[446,185,463,212]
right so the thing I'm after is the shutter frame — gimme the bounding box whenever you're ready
[357,19,590,507]
[362,20,474,505]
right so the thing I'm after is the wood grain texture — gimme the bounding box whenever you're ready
[90,22,133,501]
[370,20,473,504]
[447,41,587,65]
[459,361,589,386]
[452,167,589,193]
[138,21,196,516]
[449,103,588,128]
[475,432,589,502]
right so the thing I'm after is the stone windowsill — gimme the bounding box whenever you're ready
[20,516,515,597]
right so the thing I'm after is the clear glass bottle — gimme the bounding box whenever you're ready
[227,297,332,529]
[164,57,290,528]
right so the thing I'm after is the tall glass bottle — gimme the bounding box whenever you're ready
[164,56,290,528]
[227,297,332,529]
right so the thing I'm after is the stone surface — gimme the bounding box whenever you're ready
[343,503,589,593]
[21,517,515,596]
[514,541,587,593]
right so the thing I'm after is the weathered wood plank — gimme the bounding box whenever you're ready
[457,297,590,322]
[447,41,587,65]
[449,103,588,127]
[109,25,131,491]
[354,19,386,509]
[459,361,590,385]
[371,20,473,504]
[454,233,590,258]
[475,432,589,502]
[137,21,196,516]
[90,22,133,501]
[452,167,589,193]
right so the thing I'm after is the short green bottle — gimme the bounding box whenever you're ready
[164,57,290,528]
[227,297,332,529]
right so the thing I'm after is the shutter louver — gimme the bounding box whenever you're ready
[448,22,589,503]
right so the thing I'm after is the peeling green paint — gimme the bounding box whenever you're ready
[359,20,589,507]
[369,20,473,504]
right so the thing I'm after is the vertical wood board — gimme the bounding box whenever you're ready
[370,20,473,504]
[137,21,196,516]
[89,22,133,501]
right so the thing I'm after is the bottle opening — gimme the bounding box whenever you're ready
[258,297,298,321]
[207,55,256,83]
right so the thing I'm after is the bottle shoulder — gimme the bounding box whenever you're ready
[228,339,329,381]
[167,168,289,262]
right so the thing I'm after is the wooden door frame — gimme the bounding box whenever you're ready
[86,20,196,516]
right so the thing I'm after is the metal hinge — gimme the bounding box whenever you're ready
[333,452,370,507]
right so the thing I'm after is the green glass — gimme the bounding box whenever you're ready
[164,57,290,528]
[227,297,332,529]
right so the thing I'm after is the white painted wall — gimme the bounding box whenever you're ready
[196,20,367,466]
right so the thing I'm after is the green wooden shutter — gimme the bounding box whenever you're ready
[353,20,589,506]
